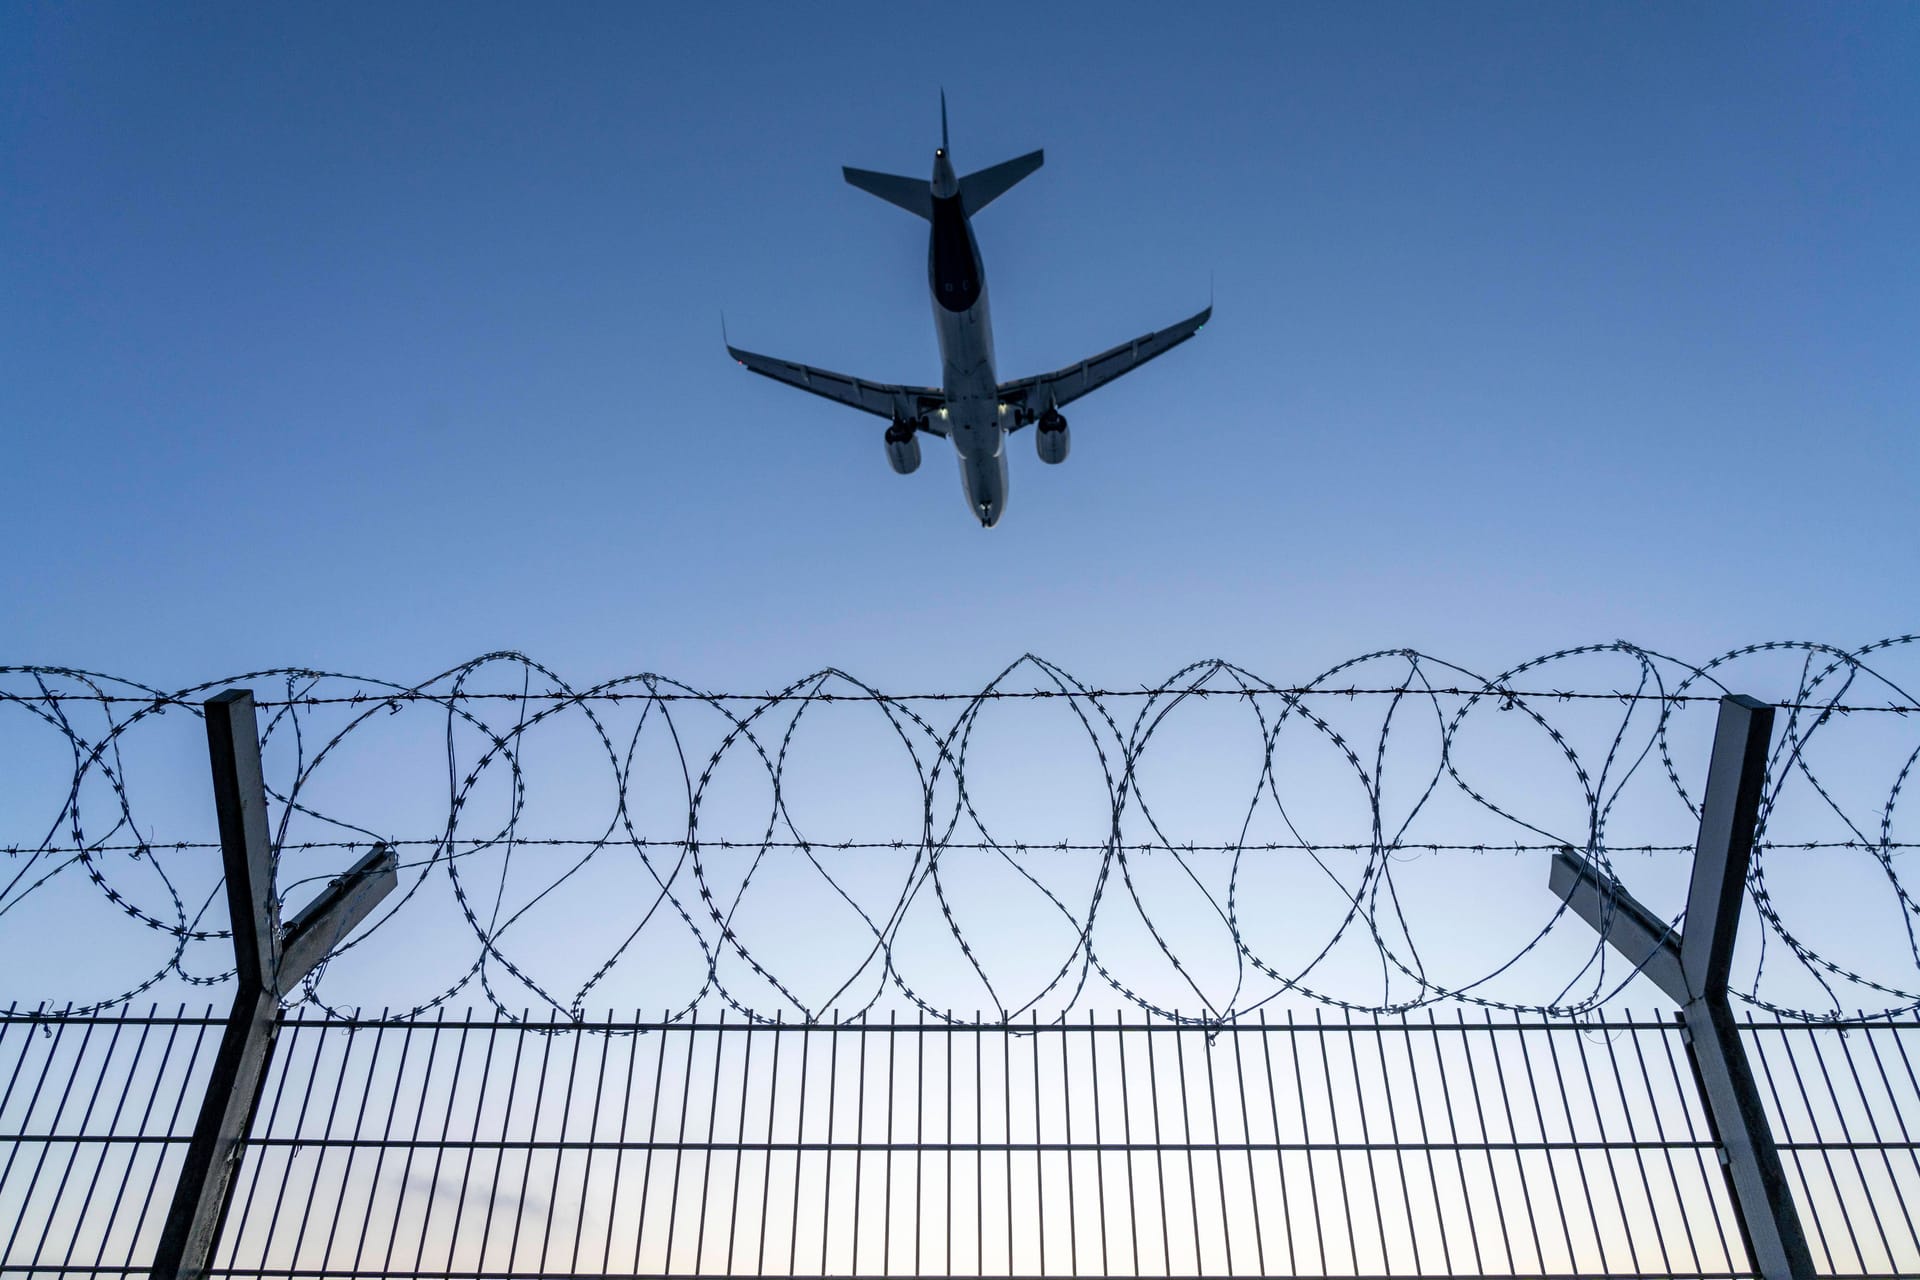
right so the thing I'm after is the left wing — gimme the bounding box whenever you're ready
[727,344,948,435]
[997,305,1211,426]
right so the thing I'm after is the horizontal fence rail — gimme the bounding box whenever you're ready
[4,1008,1919,1278]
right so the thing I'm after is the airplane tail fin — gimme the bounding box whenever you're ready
[958,149,1044,215]
[843,166,934,219]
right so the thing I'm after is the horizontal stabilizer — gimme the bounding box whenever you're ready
[843,166,933,219]
[959,149,1044,214]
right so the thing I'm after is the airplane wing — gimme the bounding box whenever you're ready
[727,344,948,435]
[997,305,1212,427]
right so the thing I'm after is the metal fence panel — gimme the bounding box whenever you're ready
[8,1007,1919,1278]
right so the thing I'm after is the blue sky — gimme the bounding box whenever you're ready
[4,3,1914,693]
[3,5,1918,1018]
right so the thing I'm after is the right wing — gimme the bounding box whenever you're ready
[996,304,1212,423]
[727,344,947,435]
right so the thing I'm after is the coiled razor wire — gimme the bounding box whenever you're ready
[3,638,1917,1028]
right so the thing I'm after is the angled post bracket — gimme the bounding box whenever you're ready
[149,690,397,1280]
[1549,693,1812,1280]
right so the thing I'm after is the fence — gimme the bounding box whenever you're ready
[3,1007,1919,1278]
[6,641,1920,1278]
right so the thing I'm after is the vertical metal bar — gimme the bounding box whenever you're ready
[975,1014,985,1278]
[602,1013,642,1276]
[820,1014,840,1276]
[941,1010,952,1280]
[1116,1008,1142,1277]
[1143,1009,1173,1274]
[545,1013,587,1274]
[1060,1016,1078,1277]
[1031,1011,1048,1278]
[503,1013,556,1274]
[632,1012,675,1274]
[1311,1008,1354,1274]
[1199,1029,1230,1277]
[1003,1014,1016,1278]
[475,1015,528,1273]
[1089,1010,1112,1278]
[664,1012,701,1274]
[1397,1013,1452,1274]
[913,1010,925,1280]
[537,1014,587,1275]
[319,1016,388,1276]
[786,1016,810,1277]
[689,1009,726,1278]
[724,1015,756,1277]
[572,1018,615,1275]
[882,1016,896,1276]
[1340,1009,1391,1271]
[755,1013,783,1280]
[1227,1020,1265,1278]
[1171,1024,1203,1275]
[850,1012,869,1276]
[1257,1011,1299,1277]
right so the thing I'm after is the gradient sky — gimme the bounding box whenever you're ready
[4,3,1914,695]
[4,5,1919,1021]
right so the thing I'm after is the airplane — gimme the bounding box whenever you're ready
[726,96,1211,527]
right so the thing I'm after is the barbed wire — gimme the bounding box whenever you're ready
[3,637,1917,1028]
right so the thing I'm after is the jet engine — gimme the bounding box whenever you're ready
[885,419,922,475]
[1035,408,1070,464]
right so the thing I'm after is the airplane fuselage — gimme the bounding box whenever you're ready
[928,150,1010,527]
